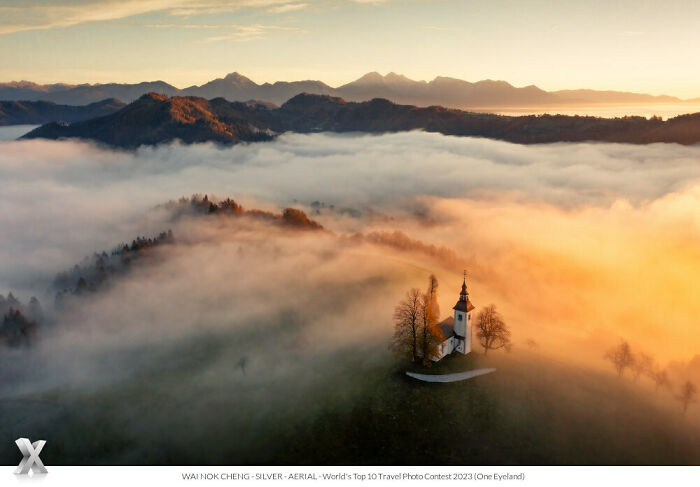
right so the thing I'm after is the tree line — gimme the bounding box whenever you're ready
[3,194,322,352]
[0,293,43,348]
[605,340,697,414]
[161,194,324,231]
[54,230,174,308]
[1,230,175,351]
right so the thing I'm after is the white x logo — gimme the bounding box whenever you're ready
[14,438,48,475]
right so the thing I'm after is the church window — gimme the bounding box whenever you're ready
[458,314,462,321]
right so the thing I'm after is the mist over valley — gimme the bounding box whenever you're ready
[0,129,698,464]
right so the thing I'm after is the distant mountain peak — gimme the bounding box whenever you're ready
[474,79,513,87]
[2,80,44,89]
[352,72,413,85]
[384,72,413,83]
[223,72,256,85]
[354,72,384,84]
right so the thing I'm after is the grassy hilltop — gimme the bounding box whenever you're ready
[1,332,699,465]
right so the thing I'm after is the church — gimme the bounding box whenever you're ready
[433,276,475,361]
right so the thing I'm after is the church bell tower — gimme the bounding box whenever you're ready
[452,271,475,354]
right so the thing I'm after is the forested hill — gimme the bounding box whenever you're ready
[23,92,700,148]
[0,98,125,126]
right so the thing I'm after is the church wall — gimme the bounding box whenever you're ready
[433,336,456,361]
[465,318,472,354]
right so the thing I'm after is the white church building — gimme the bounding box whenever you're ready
[433,277,475,361]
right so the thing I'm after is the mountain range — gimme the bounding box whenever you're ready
[2,72,698,109]
[23,92,700,148]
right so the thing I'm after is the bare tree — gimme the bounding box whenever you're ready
[677,381,697,414]
[390,288,422,362]
[237,356,248,375]
[651,367,671,392]
[632,352,654,382]
[604,341,635,377]
[475,304,511,356]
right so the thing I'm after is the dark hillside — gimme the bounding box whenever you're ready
[23,93,700,147]
[0,98,125,126]
[1,347,697,465]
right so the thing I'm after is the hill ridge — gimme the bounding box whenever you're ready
[21,93,700,148]
[0,98,126,126]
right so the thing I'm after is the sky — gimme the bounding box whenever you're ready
[0,0,699,97]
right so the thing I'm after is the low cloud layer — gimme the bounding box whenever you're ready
[1,130,698,298]
[0,132,698,363]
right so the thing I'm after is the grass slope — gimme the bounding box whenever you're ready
[273,352,700,465]
[1,337,698,465]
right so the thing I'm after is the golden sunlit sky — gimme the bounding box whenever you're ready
[0,0,699,98]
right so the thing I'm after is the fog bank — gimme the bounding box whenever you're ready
[0,132,698,376]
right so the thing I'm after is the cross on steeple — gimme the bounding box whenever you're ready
[460,270,468,299]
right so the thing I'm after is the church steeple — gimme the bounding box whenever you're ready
[459,270,468,301]
[453,270,474,313]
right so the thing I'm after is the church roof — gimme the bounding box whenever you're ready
[438,317,455,340]
[453,299,475,312]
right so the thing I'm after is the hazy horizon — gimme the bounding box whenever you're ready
[1,1,699,98]
[2,70,700,103]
